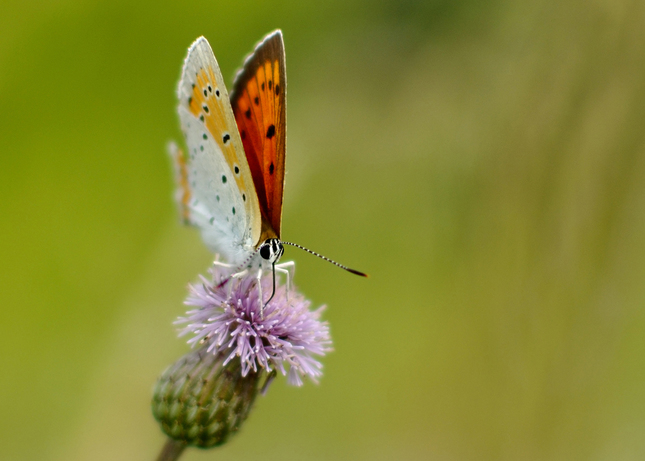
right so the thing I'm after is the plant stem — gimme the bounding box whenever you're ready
[156,439,187,461]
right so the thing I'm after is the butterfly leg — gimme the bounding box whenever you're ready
[213,259,235,272]
[213,259,234,282]
[213,260,234,297]
[256,267,265,318]
[214,259,250,281]
[275,261,295,304]
[214,260,248,299]
[229,269,249,299]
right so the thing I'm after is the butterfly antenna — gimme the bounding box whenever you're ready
[281,241,368,277]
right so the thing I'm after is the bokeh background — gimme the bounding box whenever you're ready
[2,0,645,460]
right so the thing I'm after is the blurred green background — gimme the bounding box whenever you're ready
[2,0,645,460]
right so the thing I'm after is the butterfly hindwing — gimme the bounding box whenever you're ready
[230,30,287,240]
[168,141,191,225]
[174,37,262,263]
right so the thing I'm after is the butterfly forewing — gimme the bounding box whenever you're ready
[230,30,287,240]
[174,37,262,263]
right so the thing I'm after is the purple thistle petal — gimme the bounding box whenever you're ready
[176,263,332,386]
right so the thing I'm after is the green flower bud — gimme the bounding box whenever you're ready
[152,347,265,448]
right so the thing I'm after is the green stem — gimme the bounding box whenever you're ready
[156,438,187,461]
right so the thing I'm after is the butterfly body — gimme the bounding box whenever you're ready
[170,31,287,271]
[170,31,366,307]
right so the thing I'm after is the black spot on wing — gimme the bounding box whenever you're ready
[266,125,275,139]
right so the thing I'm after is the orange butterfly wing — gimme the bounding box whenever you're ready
[230,30,286,242]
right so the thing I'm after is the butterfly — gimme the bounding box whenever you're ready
[169,30,366,307]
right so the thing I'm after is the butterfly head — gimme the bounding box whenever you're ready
[259,238,284,264]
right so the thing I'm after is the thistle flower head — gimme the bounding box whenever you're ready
[176,263,332,386]
[152,347,263,449]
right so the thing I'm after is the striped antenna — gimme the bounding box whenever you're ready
[281,241,368,277]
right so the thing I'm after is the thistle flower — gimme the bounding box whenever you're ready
[176,262,332,386]
[152,263,332,459]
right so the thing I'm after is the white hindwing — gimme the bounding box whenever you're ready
[173,37,262,264]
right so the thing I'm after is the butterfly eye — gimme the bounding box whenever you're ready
[260,244,271,260]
